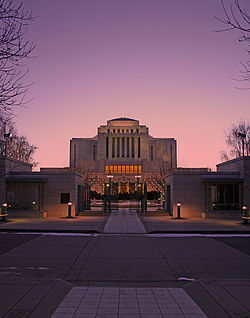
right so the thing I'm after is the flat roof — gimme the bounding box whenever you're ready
[5,174,47,183]
[201,174,244,182]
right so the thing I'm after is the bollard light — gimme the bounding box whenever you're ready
[177,202,181,219]
[242,205,248,217]
[2,203,7,215]
[67,202,73,218]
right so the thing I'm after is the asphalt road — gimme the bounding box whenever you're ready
[0,233,250,317]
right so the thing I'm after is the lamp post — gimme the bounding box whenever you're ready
[3,132,13,157]
[142,181,147,214]
[135,175,141,212]
[107,175,113,212]
[176,202,181,219]
[237,132,246,156]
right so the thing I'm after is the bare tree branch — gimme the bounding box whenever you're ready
[0,0,35,113]
[216,0,250,84]
[222,119,250,159]
[0,112,37,164]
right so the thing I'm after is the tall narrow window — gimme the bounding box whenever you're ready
[106,137,109,158]
[73,144,76,167]
[93,145,96,161]
[122,137,125,157]
[170,145,173,168]
[127,137,130,157]
[117,137,120,157]
[112,137,115,158]
[138,137,141,158]
[150,145,154,160]
[131,137,135,158]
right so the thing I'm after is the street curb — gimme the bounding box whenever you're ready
[148,230,250,234]
[0,228,100,234]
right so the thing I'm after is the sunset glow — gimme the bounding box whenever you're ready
[18,0,249,170]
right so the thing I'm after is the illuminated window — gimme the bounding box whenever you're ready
[134,166,138,173]
[122,165,125,173]
[110,166,113,173]
[130,165,134,173]
[105,166,109,173]
[126,165,130,173]
[138,166,142,173]
[118,165,121,173]
[114,165,117,173]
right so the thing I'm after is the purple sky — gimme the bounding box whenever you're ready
[19,0,249,170]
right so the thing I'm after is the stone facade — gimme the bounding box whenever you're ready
[165,157,249,218]
[70,118,177,194]
[0,157,83,217]
[0,157,32,207]
[40,168,83,217]
[217,156,250,210]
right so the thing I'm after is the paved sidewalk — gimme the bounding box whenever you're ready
[51,287,207,318]
[104,210,146,233]
[0,215,107,233]
[141,215,250,233]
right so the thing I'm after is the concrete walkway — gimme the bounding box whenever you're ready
[51,287,207,318]
[103,209,146,233]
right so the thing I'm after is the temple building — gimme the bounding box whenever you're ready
[69,117,177,194]
[1,117,249,219]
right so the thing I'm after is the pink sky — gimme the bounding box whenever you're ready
[17,0,249,170]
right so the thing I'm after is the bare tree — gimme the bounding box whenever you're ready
[147,163,171,199]
[216,0,250,85]
[0,113,37,164]
[0,0,35,113]
[221,120,250,160]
